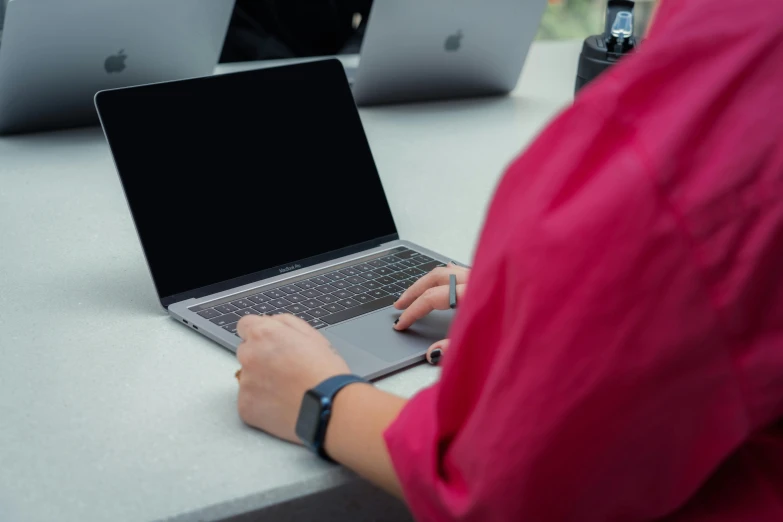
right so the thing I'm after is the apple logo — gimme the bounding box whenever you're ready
[444,30,463,52]
[104,50,127,74]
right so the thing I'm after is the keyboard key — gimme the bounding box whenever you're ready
[214,304,239,314]
[332,289,353,300]
[412,255,434,265]
[286,294,306,303]
[384,283,405,292]
[345,275,369,285]
[380,255,399,264]
[316,294,338,304]
[293,312,313,321]
[279,285,300,295]
[354,263,374,273]
[339,267,361,277]
[306,307,329,318]
[301,288,323,299]
[417,260,442,272]
[337,298,361,309]
[270,298,293,308]
[330,280,351,290]
[308,276,331,286]
[295,280,318,291]
[285,304,308,314]
[236,308,259,317]
[230,298,255,309]
[197,308,221,320]
[307,319,327,329]
[315,284,338,294]
[300,299,323,309]
[268,310,288,316]
[346,285,369,295]
[393,250,419,260]
[252,303,276,314]
[324,271,347,281]
[322,303,347,313]
[248,294,270,305]
[320,295,397,325]
[361,280,382,290]
[387,290,403,299]
[367,289,389,299]
[223,322,239,334]
[371,267,393,277]
[353,293,375,304]
[396,259,418,269]
[396,279,415,290]
[263,289,287,300]
[367,259,388,268]
[384,263,406,273]
[211,313,240,327]
[390,272,410,281]
[403,267,427,278]
[374,276,396,286]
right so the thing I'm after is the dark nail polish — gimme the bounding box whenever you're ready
[394,318,399,325]
[429,349,442,365]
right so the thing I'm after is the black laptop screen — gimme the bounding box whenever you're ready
[96,60,397,303]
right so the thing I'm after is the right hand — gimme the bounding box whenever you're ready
[393,263,469,364]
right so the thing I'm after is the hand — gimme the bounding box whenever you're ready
[235,314,351,443]
[393,262,469,364]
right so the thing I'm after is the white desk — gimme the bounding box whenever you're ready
[0,40,580,522]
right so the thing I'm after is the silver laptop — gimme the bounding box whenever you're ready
[0,0,235,135]
[95,60,455,380]
[347,0,548,106]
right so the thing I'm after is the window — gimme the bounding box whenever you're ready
[536,0,657,40]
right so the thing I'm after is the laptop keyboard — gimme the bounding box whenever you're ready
[190,248,445,338]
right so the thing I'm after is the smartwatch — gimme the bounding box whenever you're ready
[295,374,368,462]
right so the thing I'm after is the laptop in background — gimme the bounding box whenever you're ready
[0,0,235,135]
[94,60,456,380]
[347,0,548,106]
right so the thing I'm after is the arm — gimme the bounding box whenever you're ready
[324,383,407,498]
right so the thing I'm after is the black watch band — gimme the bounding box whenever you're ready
[295,374,368,462]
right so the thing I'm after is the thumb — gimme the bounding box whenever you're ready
[426,339,450,366]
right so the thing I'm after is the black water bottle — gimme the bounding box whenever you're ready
[575,0,638,94]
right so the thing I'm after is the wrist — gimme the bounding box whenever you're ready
[295,374,369,461]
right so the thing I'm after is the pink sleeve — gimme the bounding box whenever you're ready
[383,101,750,521]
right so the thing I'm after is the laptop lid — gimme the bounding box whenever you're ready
[352,0,548,106]
[95,59,398,308]
[0,0,235,134]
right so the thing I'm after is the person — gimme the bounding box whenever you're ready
[233,0,783,520]
[220,0,373,63]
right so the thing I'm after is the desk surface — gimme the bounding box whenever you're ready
[0,40,579,522]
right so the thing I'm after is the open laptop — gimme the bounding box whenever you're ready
[95,59,455,380]
[347,0,548,106]
[0,0,234,135]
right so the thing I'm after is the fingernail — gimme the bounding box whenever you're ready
[429,349,442,365]
[394,318,399,325]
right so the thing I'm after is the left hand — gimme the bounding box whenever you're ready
[235,314,351,443]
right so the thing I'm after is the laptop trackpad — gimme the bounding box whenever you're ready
[328,308,454,363]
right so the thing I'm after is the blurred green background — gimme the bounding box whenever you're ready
[536,0,656,40]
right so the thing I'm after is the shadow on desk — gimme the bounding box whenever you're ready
[219,480,413,522]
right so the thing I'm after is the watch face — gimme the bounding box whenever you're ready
[295,391,323,445]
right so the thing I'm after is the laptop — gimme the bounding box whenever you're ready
[95,59,456,380]
[347,0,548,106]
[0,0,235,135]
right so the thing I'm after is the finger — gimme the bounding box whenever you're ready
[394,284,467,331]
[426,339,450,365]
[395,265,469,310]
[236,315,285,365]
[269,313,320,337]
